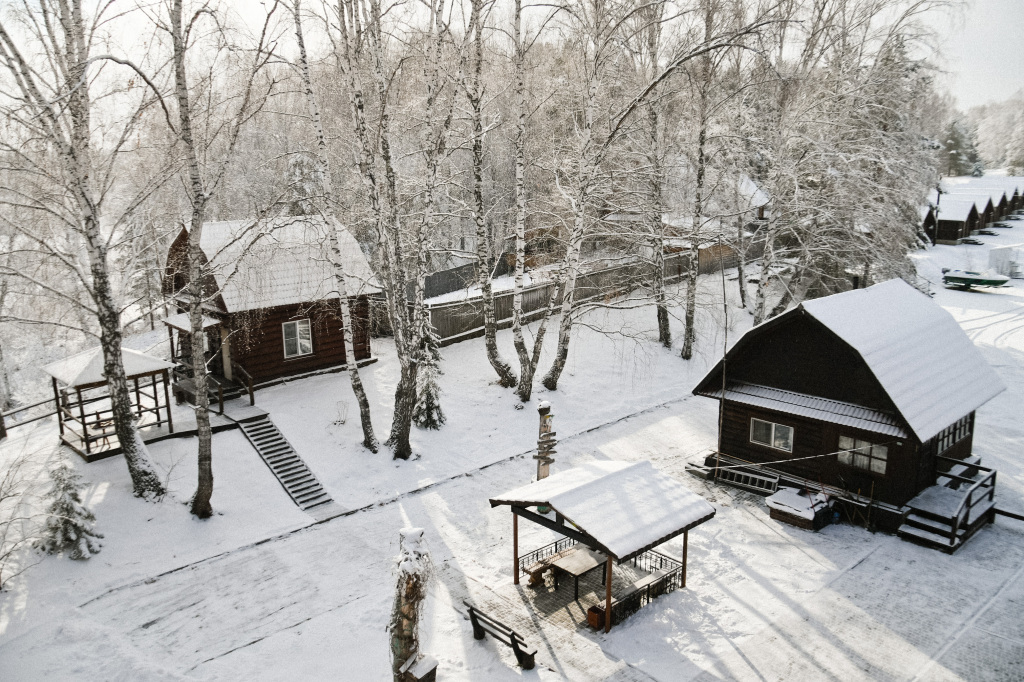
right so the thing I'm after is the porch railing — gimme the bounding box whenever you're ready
[950,469,997,547]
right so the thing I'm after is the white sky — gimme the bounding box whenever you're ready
[927,0,1024,108]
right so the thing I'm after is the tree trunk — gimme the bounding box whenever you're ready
[171,0,214,518]
[509,0,556,403]
[681,121,707,360]
[294,0,378,452]
[469,0,516,388]
[736,214,748,309]
[541,210,586,390]
[390,528,430,680]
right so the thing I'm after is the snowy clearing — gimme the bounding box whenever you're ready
[2,232,1024,681]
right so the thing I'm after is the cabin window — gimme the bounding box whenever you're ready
[838,436,888,474]
[935,415,971,454]
[750,418,794,452]
[282,319,313,359]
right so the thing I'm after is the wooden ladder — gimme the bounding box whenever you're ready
[238,416,333,511]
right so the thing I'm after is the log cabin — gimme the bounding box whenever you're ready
[163,216,378,397]
[692,279,1005,546]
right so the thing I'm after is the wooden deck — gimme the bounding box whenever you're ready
[500,560,656,631]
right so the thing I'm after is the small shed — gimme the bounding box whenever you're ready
[43,347,176,461]
[490,460,715,631]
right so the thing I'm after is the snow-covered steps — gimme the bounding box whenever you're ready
[898,482,998,553]
[238,415,333,512]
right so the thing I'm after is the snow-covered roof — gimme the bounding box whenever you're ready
[737,174,770,209]
[800,279,1005,442]
[943,190,998,211]
[942,176,1022,198]
[702,382,908,438]
[489,460,715,560]
[199,216,379,314]
[161,313,220,332]
[43,347,175,388]
[934,198,977,223]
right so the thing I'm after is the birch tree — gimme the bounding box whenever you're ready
[334,0,456,458]
[541,0,770,388]
[0,1,165,498]
[163,0,280,516]
[466,0,516,388]
[292,0,378,451]
[508,0,561,402]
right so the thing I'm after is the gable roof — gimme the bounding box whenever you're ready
[694,279,1005,442]
[489,460,715,560]
[198,216,379,314]
[934,198,978,223]
[800,280,1003,441]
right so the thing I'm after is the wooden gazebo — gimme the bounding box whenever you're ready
[43,347,176,462]
[490,460,716,632]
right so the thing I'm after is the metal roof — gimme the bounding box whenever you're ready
[702,382,908,438]
[801,279,1005,442]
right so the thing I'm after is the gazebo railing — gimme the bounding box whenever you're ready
[611,550,684,625]
[518,537,578,576]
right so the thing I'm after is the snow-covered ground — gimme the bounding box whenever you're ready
[2,227,1024,681]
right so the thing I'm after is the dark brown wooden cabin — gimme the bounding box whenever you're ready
[693,279,1004,532]
[934,199,978,243]
[163,217,378,394]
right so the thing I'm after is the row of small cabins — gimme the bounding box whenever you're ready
[921,175,1024,244]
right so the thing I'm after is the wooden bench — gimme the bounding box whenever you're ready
[464,601,537,670]
[524,546,576,586]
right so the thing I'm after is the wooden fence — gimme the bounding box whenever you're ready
[428,242,757,346]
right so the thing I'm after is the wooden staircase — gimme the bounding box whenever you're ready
[898,458,997,553]
[238,415,333,511]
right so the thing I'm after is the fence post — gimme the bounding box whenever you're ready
[0,411,6,440]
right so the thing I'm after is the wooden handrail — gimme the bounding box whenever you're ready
[232,360,255,406]
[950,469,997,546]
[936,455,993,472]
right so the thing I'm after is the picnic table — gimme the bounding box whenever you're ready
[551,546,606,600]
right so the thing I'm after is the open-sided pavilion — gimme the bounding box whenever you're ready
[43,347,176,462]
[490,460,715,632]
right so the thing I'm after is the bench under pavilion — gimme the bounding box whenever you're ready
[490,460,716,632]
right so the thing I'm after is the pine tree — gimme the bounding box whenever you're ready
[412,317,445,430]
[36,461,102,560]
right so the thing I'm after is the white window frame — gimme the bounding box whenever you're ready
[282,318,313,359]
[750,418,794,453]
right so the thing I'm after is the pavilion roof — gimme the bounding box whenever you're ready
[490,460,715,560]
[43,347,175,389]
